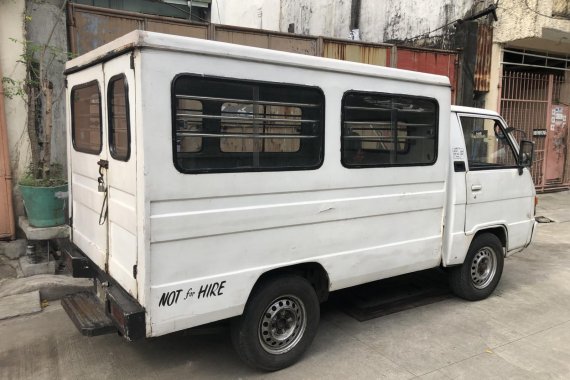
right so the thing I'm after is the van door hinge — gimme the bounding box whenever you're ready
[133,264,137,279]
[130,52,135,70]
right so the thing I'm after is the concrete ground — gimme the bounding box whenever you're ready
[1,192,570,379]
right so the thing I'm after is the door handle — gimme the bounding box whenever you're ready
[471,184,482,191]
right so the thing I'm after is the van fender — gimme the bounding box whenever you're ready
[466,223,509,256]
[445,223,509,267]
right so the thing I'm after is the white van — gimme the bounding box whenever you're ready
[62,30,537,371]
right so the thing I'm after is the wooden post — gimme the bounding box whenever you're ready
[0,64,16,240]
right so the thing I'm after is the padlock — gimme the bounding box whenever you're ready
[98,177,105,192]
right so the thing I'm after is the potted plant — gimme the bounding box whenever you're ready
[2,4,69,227]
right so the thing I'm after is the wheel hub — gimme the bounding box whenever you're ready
[471,246,497,289]
[259,295,307,354]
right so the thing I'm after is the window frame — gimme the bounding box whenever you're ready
[170,73,326,174]
[458,114,519,171]
[107,74,131,162]
[341,90,440,169]
[71,80,103,155]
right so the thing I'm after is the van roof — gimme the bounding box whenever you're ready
[65,30,451,88]
[451,105,500,117]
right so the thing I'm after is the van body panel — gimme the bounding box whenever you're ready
[140,47,450,335]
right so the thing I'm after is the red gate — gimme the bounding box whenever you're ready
[499,72,569,192]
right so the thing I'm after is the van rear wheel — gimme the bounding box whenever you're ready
[231,274,320,371]
[449,233,504,301]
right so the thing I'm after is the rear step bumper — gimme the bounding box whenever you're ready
[62,243,146,341]
[61,292,116,336]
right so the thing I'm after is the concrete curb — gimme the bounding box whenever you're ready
[0,290,41,320]
[0,274,93,301]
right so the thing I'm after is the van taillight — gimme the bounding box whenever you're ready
[534,196,538,215]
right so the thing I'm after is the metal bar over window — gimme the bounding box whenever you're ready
[177,132,316,139]
[177,113,318,124]
[176,94,320,108]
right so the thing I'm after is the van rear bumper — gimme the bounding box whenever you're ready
[63,243,146,341]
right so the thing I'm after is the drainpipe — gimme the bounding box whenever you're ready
[0,63,16,240]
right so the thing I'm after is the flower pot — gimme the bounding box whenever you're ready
[20,184,68,227]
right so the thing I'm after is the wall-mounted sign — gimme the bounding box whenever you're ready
[533,129,547,137]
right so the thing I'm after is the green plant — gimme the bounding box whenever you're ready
[2,1,70,186]
[19,163,66,187]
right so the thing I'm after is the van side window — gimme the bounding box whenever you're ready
[172,75,324,173]
[342,92,438,167]
[460,117,517,169]
[71,81,102,154]
[108,75,130,161]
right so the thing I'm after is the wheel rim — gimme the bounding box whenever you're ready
[258,295,307,355]
[470,246,497,289]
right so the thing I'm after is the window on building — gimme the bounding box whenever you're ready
[341,92,438,167]
[173,75,324,173]
[460,117,518,169]
[108,75,130,161]
[72,81,102,154]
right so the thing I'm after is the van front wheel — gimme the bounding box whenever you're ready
[449,233,504,301]
[231,274,320,371]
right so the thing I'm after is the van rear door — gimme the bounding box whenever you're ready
[68,65,108,271]
[68,55,138,297]
[103,55,138,297]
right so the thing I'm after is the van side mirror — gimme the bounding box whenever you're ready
[518,140,534,168]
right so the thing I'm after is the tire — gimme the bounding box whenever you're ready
[449,233,504,301]
[231,274,320,371]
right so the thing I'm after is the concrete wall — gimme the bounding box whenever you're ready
[494,0,570,46]
[212,0,478,45]
[0,0,30,217]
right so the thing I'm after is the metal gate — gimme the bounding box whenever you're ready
[499,71,569,191]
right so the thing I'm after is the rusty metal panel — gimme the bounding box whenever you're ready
[268,35,318,56]
[546,104,568,182]
[214,27,269,49]
[474,24,493,92]
[323,39,390,66]
[396,47,458,103]
[69,5,142,55]
[213,25,318,56]
[146,21,207,39]
[68,4,210,55]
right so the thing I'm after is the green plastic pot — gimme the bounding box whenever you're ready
[20,184,68,227]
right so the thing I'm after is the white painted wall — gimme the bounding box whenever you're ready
[0,0,30,216]
[211,0,281,30]
[212,0,476,42]
[494,0,570,44]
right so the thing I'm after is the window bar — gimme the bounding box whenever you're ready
[390,109,398,164]
[253,87,261,165]
[343,135,430,140]
[176,94,320,108]
[177,132,315,139]
[176,113,318,124]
